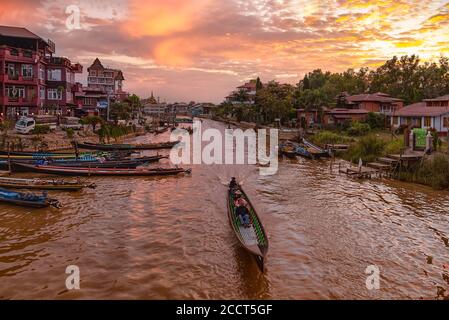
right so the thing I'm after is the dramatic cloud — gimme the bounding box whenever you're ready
[1,0,448,102]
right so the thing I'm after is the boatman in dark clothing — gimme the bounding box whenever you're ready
[229,177,238,190]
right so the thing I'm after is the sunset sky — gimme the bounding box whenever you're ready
[1,0,449,103]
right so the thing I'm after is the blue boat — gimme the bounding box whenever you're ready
[294,145,314,159]
[0,188,61,208]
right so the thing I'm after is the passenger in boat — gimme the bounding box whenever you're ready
[234,191,250,228]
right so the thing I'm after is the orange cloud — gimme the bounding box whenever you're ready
[122,0,212,37]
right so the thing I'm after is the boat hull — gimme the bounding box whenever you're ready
[227,183,269,271]
[11,162,191,177]
[0,188,54,208]
[76,142,177,151]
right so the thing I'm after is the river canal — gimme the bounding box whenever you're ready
[0,119,448,299]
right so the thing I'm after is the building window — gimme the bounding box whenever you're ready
[23,50,33,58]
[48,89,62,100]
[47,69,62,81]
[39,87,45,99]
[424,117,431,127]
[22,64,33,78]
[90,70,97,76]
[7,64,18,79]
[6,86,25,98]
[39,66,45,80]
[444,117,449,128]
[393,116,399,125]
[66,87,72,102]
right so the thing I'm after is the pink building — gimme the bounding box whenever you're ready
[0,25,82,120]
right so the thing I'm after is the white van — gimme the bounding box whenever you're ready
[15,117,36,134]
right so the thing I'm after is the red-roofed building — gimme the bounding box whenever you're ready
[0,25,83,119]
[226,80,258,105]
[392,96,449,135]
[87,58,128,101]
[344,92,404,117]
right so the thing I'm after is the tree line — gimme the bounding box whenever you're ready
[216,55,449,124]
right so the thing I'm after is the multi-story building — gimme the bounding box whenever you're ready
[0,25,82,120]
[87,58,127,100]
[42,56,82,116]
[73,84,108,118]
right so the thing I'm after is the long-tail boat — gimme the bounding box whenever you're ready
[302,138,332,158]
[279,143,297,159]
[75,141,178,151]
[0,150,94,156]
[11,162,192,177]
[0,188,61,208]
[1,155,167,171]
[0,154,98,160]
[0,177,96,191]
[227,180,269,271]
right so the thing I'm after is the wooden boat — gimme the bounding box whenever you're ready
[227,181,269,271]
[281,141,314,159]
[0,154,98,160]
[154,127,169,135]
[302,138,331,158]
[0,188,61,208]
[0,177,96,191]
[3,155,167,171]
[75,141,178,151]
[11,162,192,177]
[279,143,297,159]
[0,150,94,156]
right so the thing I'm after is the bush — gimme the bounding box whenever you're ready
[32,125,51,135]
[346,121,371,136]
[384,138,404,155]
[310,130,352,145]
[365,112,386,129]
[344,135,385,163]
[416,155,449,189]
[66,128,75,140]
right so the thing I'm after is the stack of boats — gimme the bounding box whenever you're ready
[0,140,191,208]
[279,138,331,160]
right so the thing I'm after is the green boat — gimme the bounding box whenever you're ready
[227,180,269,271]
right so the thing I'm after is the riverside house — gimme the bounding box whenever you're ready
[297,92,403,127]
[392,94,449,135]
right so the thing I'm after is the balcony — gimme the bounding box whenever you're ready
[1,96,39,106]
[0,48,38,63]
[1,74,38,84]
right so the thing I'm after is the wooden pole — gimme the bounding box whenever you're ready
[7,142,11,175]
[447,129,449,152]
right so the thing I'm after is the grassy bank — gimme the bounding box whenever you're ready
[396,154,449,190]
[310,127,449,190]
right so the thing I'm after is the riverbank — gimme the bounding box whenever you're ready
[210,116,449,190]
[0,126,147,152]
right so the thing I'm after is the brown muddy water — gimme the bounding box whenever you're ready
[0,119,448,299]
